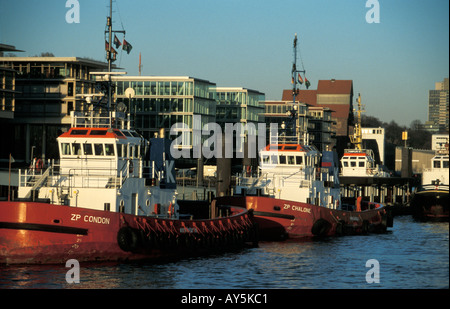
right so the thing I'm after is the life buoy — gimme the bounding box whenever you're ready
[117,227,140,252]
[356,196,362,212]
[168,203,173,217]
[311,219,331,236]
[35,158,43,172]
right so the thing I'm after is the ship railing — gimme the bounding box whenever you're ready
[70,111,131,130]
[236,165,334,187]
[19,162,131,190]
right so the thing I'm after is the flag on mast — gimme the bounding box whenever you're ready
[123,39,132,54]
[114,35,122,49]
[305,77,311,89]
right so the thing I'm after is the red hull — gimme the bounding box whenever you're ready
[216,196,393,240]
[0,201,257,264]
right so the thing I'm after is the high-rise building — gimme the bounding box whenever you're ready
[428,78,449,132]
[0,56,109,162]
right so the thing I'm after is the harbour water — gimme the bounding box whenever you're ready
[0,216,448,290]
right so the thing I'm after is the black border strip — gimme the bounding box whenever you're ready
[0,222,88,235]
[253,211,295,220]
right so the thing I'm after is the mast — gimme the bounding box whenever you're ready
[350,93,364,150]
[105,0,126,113]
[290,33,307,145]
[107,0,113,111]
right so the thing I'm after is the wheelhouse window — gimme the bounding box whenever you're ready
[94,144,104,156]
[350,161,357,167]
[443,160,449,169]
[72,143,82,155]
[83,143,93,155]
[105,144,115,156]
[279,155,286,164]
[270,155,278,165]
[61,143,71,156]
[359,161,365,167]
[288,156,295,165]
[262,155,270,164]
[433,160,441,168]
[296,156,303,165]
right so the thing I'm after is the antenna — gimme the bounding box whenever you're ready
[139,52,142,76]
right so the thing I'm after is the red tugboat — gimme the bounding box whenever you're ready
[0,3,257,264]
[0,115,257,264]
[216,34,392,240]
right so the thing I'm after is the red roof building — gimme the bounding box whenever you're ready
[282,79,354,137]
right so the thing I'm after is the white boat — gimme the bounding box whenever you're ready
[340,94,390,178]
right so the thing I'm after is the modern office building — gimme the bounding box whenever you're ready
[0,44,22,120]
[428,78,449,132]
[214,87,265,126]
[0,56,109,163]
[112,76,216,152]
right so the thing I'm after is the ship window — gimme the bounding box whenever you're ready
[262,155,270,164]
[433,161,441,168]
[113,129,125,137]
[271,155,278,164]
[284,145,298,151]
[70,129,88,135]
[279,155,286,164]
[105,144,115,156]
[90,130,107,136]
[359,161,365,167]
[343,161,348,167]
[94,144,104,156]
[72,143,82,155]
[83,143,93,155]
[350,161,357,167]
[443,160,449,168]
[117,144,123,157]
[296,156,303,165]
[288,156,295,165]
[61,143,71,156]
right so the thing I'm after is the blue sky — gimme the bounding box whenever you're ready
[0,0,448,126]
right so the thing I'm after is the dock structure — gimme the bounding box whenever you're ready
[339,176,415,208]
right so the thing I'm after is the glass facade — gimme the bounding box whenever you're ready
[215,87,265,126]
[114,77,217,146]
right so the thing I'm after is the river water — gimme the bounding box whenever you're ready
[0,216,448,290]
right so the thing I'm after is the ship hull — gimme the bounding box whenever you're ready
[0,201,257,264]
[216,196,392,240]
[411,189,449,222]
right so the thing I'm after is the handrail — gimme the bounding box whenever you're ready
[23,166,52,198]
